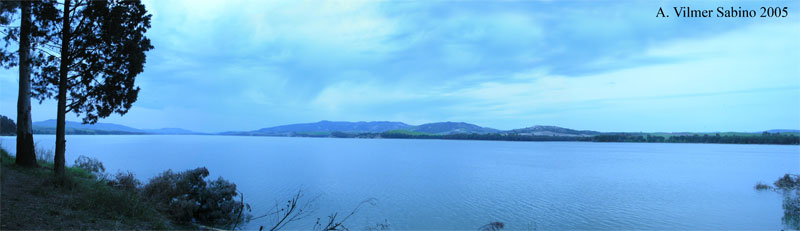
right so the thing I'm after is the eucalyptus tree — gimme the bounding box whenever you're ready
[15,0,37,166]
[1,0,59,167]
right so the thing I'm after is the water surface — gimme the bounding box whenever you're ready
[1,135,797,230]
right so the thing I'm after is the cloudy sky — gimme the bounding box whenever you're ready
[1,0,799,133]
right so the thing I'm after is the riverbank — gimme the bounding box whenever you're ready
[0,148,175,230]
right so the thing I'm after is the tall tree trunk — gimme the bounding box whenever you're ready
[54,0,71,176]
[16,0,37,167]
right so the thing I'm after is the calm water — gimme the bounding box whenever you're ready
[1,135,798,230]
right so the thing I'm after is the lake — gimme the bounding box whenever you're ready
[1,135,798,230]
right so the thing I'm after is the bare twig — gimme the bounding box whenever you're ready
[313,198,378,231]
[251,190,318,231]
[231,190,245,230]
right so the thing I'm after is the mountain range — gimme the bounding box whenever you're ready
[222,121,501,136]
[248,120,411,135]
[502,125,601,137]
[17,119,800,137]
[31,119,200,135]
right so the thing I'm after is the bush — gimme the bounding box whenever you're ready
[775,174,800,190]
[69,174,168,228]
[73,155,105,175]
[755,182,774,191]
[142,167,247,228]
[480,221,505,231]
[756,173,800,230]
[108,170,141,192]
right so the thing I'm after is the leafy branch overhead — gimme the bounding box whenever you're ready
[2,0,152,125]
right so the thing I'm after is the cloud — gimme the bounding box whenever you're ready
[432,22,800,131]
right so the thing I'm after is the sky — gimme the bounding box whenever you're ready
[1,0,799,133]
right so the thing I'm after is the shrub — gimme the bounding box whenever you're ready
[756,173,800,230]
[480,221,505,231]
[775,174,800,190]
[142,167,247,228]
[755,182,774,191]
[73,155,105,175]
[108,170,141,192]
[783,190,800,229]
[68,174,167,228]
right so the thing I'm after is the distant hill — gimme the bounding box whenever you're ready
[765,129,800,133]
[234,120,499,136]
[141,128,199,135]
[231,121,605,137]
[503,125,601,137]
[227,120,413,136]
[24,118,798,139]
[31,119,201,135]
[34,119,142,133]
[411,122,498,135]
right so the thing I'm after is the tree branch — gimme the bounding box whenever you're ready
[232,190,245,230]
[33,46,60,59]
[72,9,89,35]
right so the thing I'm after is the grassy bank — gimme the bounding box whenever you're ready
[0,148,175,230]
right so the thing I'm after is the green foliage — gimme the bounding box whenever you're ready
[330,131,381,138]
[382,130,799,144]
[3,147,247,229]
[755,182,774,191]
[783,190,800,229]
[0,1,17,67]
[142,167,248,229]
[0,114,15,135]
[67,165,95,179]
[384,129,432,136]
[593,133,800,145]
[38,166,168,228]
[73,155,106,175]
[27,0,153,124]
[0,147,14,163]
[293,131,331,137]
[107,170,140,192]
[381,131,589,142]
[70,177,163,225]
[774,174,800,190]
[1,147,169,229]
[1,146,90,179]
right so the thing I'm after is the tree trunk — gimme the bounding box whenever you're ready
[54,0,71,176]
[16,0,37,167]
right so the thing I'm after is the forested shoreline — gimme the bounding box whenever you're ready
[288,130,800,145]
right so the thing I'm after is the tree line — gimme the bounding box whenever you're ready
[380,131,589,142]
[592,132,800,145]
[0,115,16,135]
[376,131,800,145]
